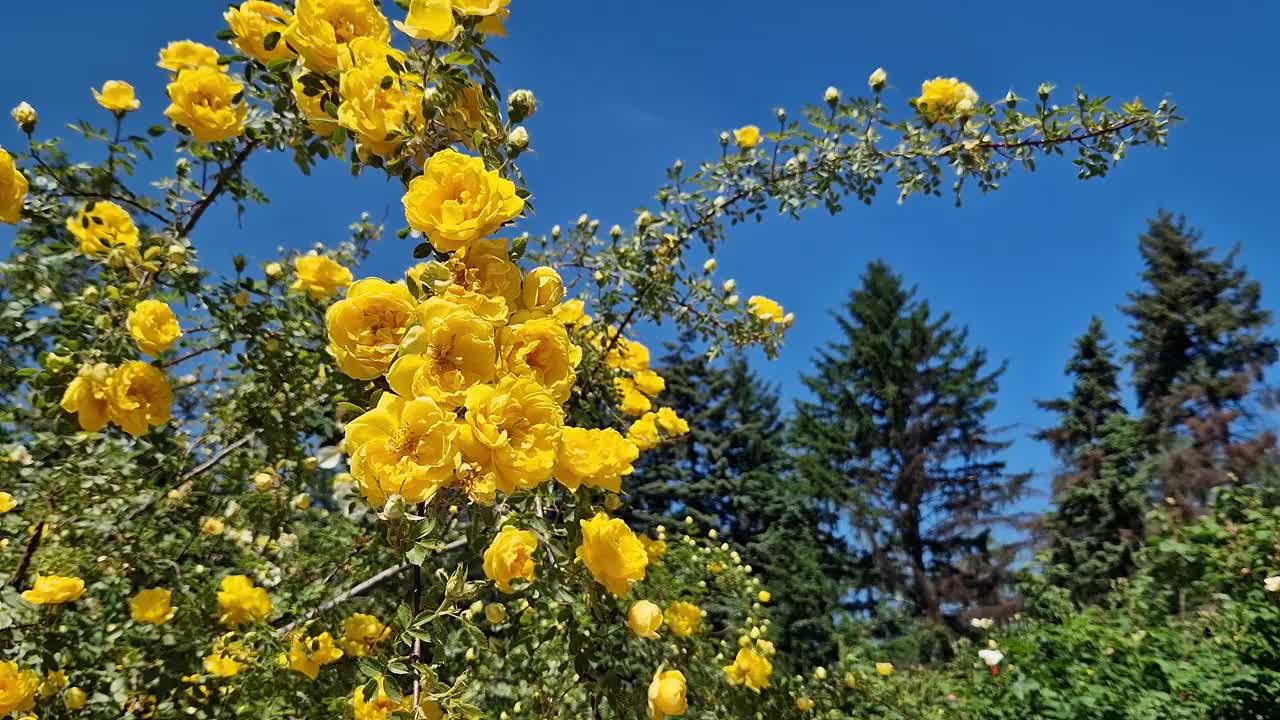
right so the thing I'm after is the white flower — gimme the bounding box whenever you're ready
[970,617,994,630]
[978,649,1004,667]
[722,279,737,294]
[508,126,529,151]
[868,67,888,91]
[824,86,840,104]
[1265,575,1280,593]
[725,294,740,307]
[703,258,717,273]
[5,445,32,466]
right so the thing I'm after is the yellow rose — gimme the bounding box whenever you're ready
[484,602,507,624]
[287,631,344,680]
[875,662,895,676]
[498,317,581,404]
[394,0,459,42]
[733,125,762,149]
[201,516,226,535]
[476,0,510,35]
[647,669,687,720]
[796,696,815,712]
[458,376,563,495]
[60,363,112,432]
[204,636,251,677]
[520,266,564,313]
[747,295,785,323]
[93,81,141,113]
[388,297,496,408]
[757,590,772,603]
[553,298,591,328]
[402,148,524,253]
[353,677,417,720]
[723,647,773,692]
[292,253,353,299]
[291,73,338,135]
[616,377,652,417]
[556,427,639,493]
[10,101,38,133]
[286,0,390,74]
[665,601,704,638]
[0,662,39,716]
[655,407,689,436]
[66,201,139,257]
[65,686,88,711]
[455,238,523,308]
[130,588,176,625]
[224,1,295,64]
[41,669,68,697]
[576,512,648,596]
[217,574,272,628]
[336,36,409,73]
[165,68,247,144]
[627,600,663,639]
[604,335,651,372]
[632,369,666,397]
[345,392,458,506]
[106,362,173,437]
[627,412,660,451]
[916,77,979,122]
[482,525,538,594]
[157,40,221,72]
[21,574,86,605]
[338,62,425,159]
[325,278,417,379]
[127,300,183,356]
[340,613,389,657]
[0,148,29,224]
[0,492,15,514]
[638,535,666,564]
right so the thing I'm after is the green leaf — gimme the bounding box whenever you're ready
[412,241,433,259]
[263,31,281,51]
[442,51,475,66]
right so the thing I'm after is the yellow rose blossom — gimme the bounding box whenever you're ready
[648,668,688,720]
[796,696,815,712]
[224,1,295,64]
[201,516,226,535]
[665,601,704,638]
[394,0,459,42]
[165,68,247,143]
[291,73,338,135]
[106,361,172,437]
[0,148,29,224]
[627,600,663,639]
[655,407,690,436]
[917,77,979,122]
[553,298,592,328]
[576,512,648,596]
[556,427,639,493]
[287,632,344,680]
[336,36,409,73]
[604,335,651,372]
[93,81,141,113]
[66,201,139,257]
[498,317,581,404]
[338,63,425,159]
[723,647,773,692]
[21,574,86,605]
[0,662,39,716]
[10,101,38,132]
[344,392,459,506]
[130,588,176,625]
[484,602,507,624]
[747,295,785,323]
[353,676,421,720]
[627,412,660,451]
[733,125,762,149]
[639,535,667,564]
[402,148,524,253]
[65,686,88,711]
[157,40,221,72]
[616,377,653,417]
[521,266,565,313]
[127,300,183,356]
[286,0,391,74]
[476,0,510,34]
[387,297,496,408]
[633,369,666,397]
[458,376,564,495]
[482,525,538,594]
[757,638,777,656]
[454,238,523,309]
[60,363,112,432]
[443,83,501,150]
[325,278,417,380]
[217,574,272,628]
[292,253,353,299]
[204,636,251,677]
[0,492,15,513]
[875,662,895,676]
[41,669,68,697]
[758,590,772,603]
[340,613,390,657]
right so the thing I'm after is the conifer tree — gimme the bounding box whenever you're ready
[1033,316,1126,461]
[791,261,1030,631]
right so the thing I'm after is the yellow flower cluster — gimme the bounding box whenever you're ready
[286,0,390,74]
[0,147,29,225]
[627,407,690,452]
[61,361,173,436]
[216,574,272,628]
[337,45,426,160]
[286,632,344,679]
[723,647,773,692]
[395,0,510,43]
[916,77,980,123]
[204,635,253,677]
[66,200,140,259]
[626,599,704,640]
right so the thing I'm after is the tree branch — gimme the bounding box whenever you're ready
[177,140,260,238]
[122,432,257,524]
[8,521,45,589]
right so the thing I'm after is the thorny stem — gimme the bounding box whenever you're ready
[411,501,427,710]
[177,139,260,238]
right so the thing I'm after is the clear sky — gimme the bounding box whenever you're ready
[2,1,1278,509]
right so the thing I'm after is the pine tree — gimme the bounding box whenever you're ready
[624,337,847,664]
[1034,318,1147,604]
[1122,211,1278,510]
[791,261,1030,631]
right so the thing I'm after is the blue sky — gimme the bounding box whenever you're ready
[2,1,1278,507]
